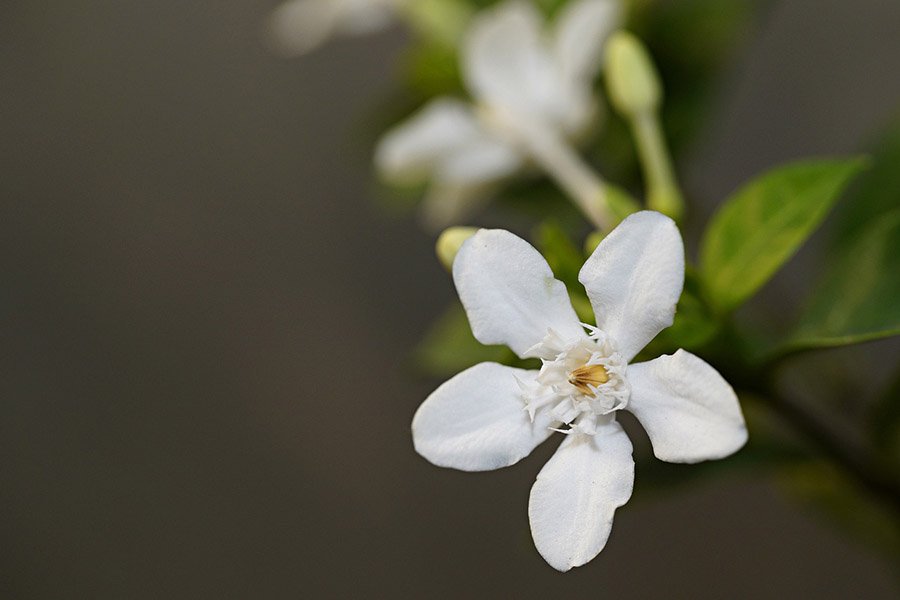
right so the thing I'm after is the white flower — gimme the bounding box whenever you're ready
[412,211,748,571]
[267,0,399,56]
[375,0,621,229]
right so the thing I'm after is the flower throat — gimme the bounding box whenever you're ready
[568,363,609,395]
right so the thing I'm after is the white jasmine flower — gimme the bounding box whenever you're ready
[376,0,622,229]
[412,211,748,571]
[267,0,399,56]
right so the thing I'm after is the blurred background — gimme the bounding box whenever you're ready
[1,1,898,597]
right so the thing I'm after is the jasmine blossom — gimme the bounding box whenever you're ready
[412,211,747,571]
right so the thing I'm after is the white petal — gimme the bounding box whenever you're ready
[437,136,522,185]
[578,211,685,362]
[626,350,748,463]
[528,420,634,571]
[462,1,566,122]
[454,229,585,358]
[375,99,486,184]
[553,0,620,85]
[266,0,393,56]
[330,0,395,36]
[267,0,339,56]
[412,363,555,471]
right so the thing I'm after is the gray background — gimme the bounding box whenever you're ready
[0,1,898,597]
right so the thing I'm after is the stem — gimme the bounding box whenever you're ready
[478,107,615,231]
[521,126,612,230]
[631,112,684,221]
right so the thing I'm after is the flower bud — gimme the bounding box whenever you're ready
[604,31,661,117]
[436,227,478,271]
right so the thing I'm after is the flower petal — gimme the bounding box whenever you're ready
[437,136,522,185]
[626,349,748,463]
[330,0,394,36]
[375,99,485,184]
[267,0,340,56]
[267,0,393,56]
[553,0,620,85]
[412,362,555,471]
[462,1,566,122]
[578,211,685,362]
[528,419,634,571]
[454,229,585,358]
[375,99,520,188]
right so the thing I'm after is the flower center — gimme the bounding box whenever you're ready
[568,363,609,395]
[518,326,631,436]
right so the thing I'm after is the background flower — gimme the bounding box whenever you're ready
[375,0,621,228]
[267,0,399,56]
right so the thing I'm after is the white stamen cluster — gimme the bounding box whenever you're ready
[518,325,630,436]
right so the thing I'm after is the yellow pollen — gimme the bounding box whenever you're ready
[568,364,609,395]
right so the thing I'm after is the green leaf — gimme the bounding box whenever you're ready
[699,158,866,313]
[414,303,516,378]
[832,116,900,249]
[788,209,900,350]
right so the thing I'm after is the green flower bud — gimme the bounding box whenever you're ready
[604,31,661,117]
[436,227,478,271]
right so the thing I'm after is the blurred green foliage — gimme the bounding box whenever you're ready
[781,120,900,353]
[414,303,518,377]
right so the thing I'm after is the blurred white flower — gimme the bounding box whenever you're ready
[376,0,622,229]
[412,211,748,571]
[267,0,399,56]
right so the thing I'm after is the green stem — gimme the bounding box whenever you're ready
[522,127,614,231]
[632,112,684,221]
[478,106,620,231]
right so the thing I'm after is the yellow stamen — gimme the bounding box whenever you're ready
[568,364,609,395]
